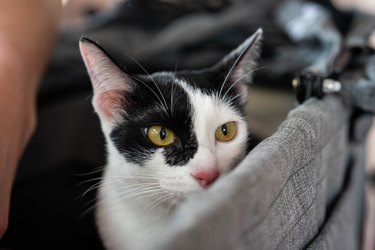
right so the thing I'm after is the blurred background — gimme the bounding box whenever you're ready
[65,1,374,249]
[47,0,375,248]
[0,0,374,249]
[59,0,375,247]
[60,0,121,27]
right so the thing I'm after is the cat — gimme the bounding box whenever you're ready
[79,28,262,250]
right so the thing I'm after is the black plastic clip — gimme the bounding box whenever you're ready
[292,72,342,104]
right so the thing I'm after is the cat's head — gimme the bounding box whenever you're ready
[79,29,262,199]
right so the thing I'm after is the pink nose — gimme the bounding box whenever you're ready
[191,170,220,188]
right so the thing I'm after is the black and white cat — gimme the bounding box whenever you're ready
[79,29,262,250]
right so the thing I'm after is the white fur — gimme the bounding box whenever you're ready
[79,36,259,249]
[96,78,248,250]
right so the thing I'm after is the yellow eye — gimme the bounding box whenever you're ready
[147,125,175,147]
[215,121,237,142]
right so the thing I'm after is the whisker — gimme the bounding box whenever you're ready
[79,203,97,219]
[116,184,160,194]
[78,177,158,202]
[77,173,155,189]
[79,184,179,221]
[130,75,169,115]
[123,51,169,115]
[224,93,242,104]
[79,181,104,202]
[114,175,159,181]
[116,183,163,197]
[73,167,104,176]
[76,176,105,186]
[107,189,167,211]
[170,82,175,116]
[165,195,178,215]
[222,66,270,101]
[222,66,269,103]
[131,189,166,201]
[219,43,253,97]
[142,193,171,214]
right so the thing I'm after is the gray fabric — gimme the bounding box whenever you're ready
[307,143,365,250]
[144,96,364,250]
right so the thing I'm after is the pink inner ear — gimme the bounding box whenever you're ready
[232,50,254,84]
[94,89,129,122]
[80,41,133,124]
[229,66,248,104]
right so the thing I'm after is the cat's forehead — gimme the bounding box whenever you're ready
[148,72,181,84]
[139,70,244,115]
[147,71,214,92]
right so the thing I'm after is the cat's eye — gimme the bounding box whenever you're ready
[147,125,175,147]
[215,121,237,142]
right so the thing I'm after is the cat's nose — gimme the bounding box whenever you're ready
[191,170,220,188]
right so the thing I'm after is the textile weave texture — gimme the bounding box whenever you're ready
[146,96,364,250]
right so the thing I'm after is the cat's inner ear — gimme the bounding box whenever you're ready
[214,28,262,102]
[79,38,133,125]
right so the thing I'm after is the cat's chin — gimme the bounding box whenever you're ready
[160,186,205,206]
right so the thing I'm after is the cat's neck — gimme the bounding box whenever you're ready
[97,165,172,250]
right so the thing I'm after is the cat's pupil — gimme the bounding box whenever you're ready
[160,127,167,140]
[222,124,228,136]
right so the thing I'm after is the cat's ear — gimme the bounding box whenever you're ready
[213,28,262,103]
[79,38,133,127]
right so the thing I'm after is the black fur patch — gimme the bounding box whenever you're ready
[110,73,198,166]
[177,69,246,116]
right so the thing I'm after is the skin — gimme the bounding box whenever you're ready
[0,0,61,238]
[331,0,375,14]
